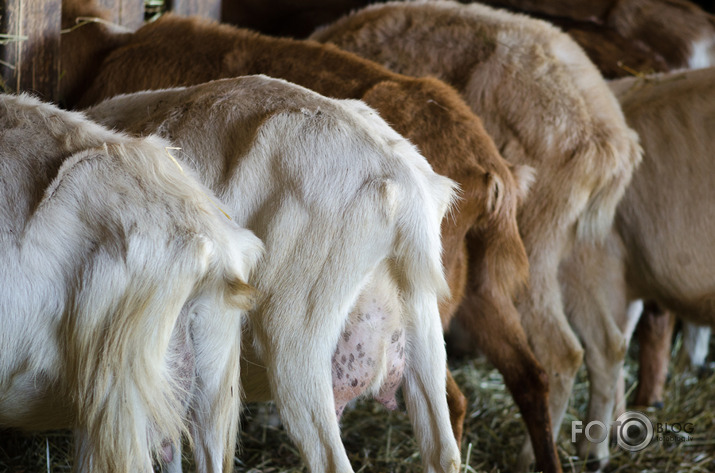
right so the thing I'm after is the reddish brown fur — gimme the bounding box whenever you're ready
[63,3,532,450]
[455,237,554,470]
[633,304,675,407]
[478,0,715,75]
[60,0,131,106]
[445,371,467,443]
[564,27,669,78]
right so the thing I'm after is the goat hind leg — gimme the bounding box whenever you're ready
[517,268,584,473]
[403,294,461,473]
[634,304,675,407]
[446,369,466,446]
[454,288,560,473]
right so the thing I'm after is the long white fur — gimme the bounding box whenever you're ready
[0,94,263,472]
[85,75,461,473]
[681,322,711,369]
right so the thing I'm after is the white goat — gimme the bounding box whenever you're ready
[0,93,263,473]
[86,75,461,473]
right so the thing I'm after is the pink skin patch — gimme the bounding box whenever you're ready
[331,297,405,418]
[161,440,173,464]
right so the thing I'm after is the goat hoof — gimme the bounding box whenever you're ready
[697,364,714,379]
[585,454,602,472]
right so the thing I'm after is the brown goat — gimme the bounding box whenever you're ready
[460,2,714,408]
[59,0,132,106]
[62,0,534,470]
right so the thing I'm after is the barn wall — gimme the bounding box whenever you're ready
[0,0,221,101]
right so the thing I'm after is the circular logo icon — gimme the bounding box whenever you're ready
[616,411,654,452]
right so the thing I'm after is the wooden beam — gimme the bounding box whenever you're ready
[1,0,61,101]
[170,0,221,20]
[96,0,144,30]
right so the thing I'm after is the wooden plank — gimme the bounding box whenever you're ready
[96,0,144,30]
[0,0,61,100]
[170,0,221,20]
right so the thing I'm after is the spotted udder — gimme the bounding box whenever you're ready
[331,271,405,418]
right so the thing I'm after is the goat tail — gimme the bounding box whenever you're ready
[395,170,459,308]
[63,239,201,473]
[576,127,642,243]
[58,139,262,473]
[63,224,261,473]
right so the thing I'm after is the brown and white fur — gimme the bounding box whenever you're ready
[311,1,642,471]
[62,0,535,461]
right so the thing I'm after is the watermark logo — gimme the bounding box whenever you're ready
[614,411,653,451]
[572,410,694,452]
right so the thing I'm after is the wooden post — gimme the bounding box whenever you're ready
[0,0,61,101]
[170,0,222,20]
[97,0,144,30]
